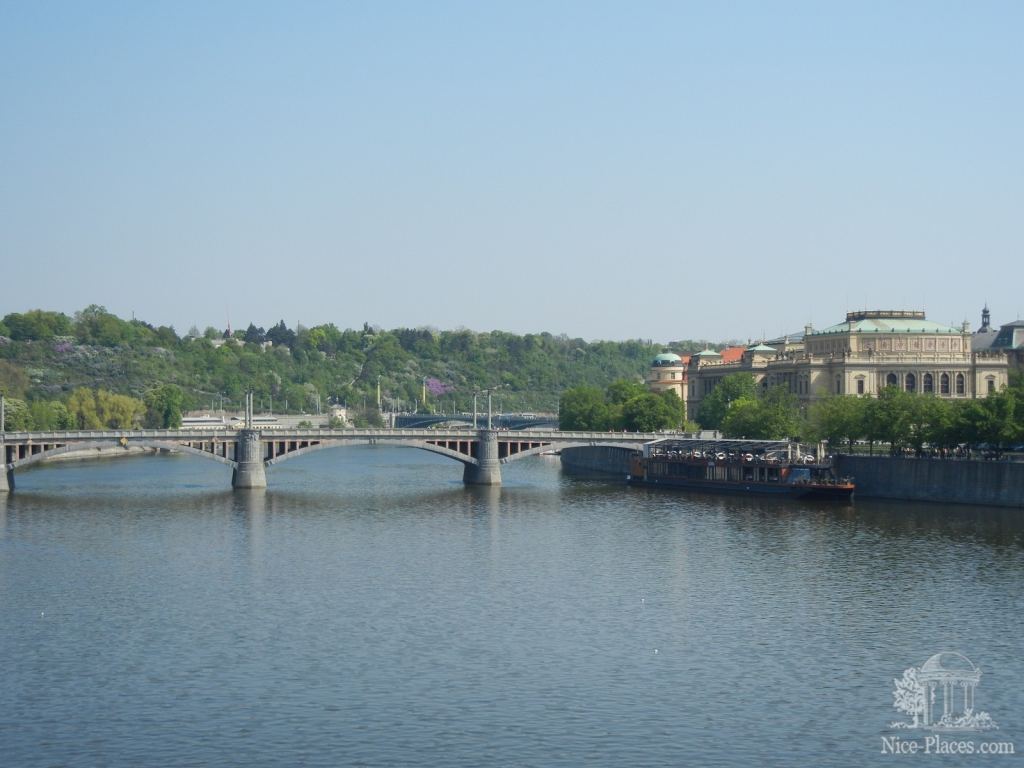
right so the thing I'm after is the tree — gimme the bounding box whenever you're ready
[620,392,680,432]
[719,386,801,440]
[144,384,184,428]
[29,400,73,430]
[698,373,757,429]
[808,395,865,451]
[559,386,611,430]
[74,305,134,346]
[893,667,925,727]
[95,390,145,428]
[67,388,103,429]
[1,310,73,341]
[244,323,266,344]
[866,387,914,454]
[0,360,30,399]
[1,397,31,430]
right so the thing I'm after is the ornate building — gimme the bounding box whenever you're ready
[650,310,1009,423]
[972,305,1024,372]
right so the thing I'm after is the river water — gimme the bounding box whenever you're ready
[1,447,1021,767]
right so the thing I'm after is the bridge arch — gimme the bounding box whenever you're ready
[264,438,479,468]
[9,440,237,469]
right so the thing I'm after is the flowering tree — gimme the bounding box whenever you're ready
[426,378,453,397]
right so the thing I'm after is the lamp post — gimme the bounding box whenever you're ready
[1,393,5,434]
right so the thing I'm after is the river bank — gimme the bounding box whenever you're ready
[561,446,1024,508]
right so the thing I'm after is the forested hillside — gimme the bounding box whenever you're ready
[0,306,708,428]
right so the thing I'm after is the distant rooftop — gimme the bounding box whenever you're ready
[812,310,962,336]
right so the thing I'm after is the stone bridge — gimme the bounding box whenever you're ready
[0,428,660,490]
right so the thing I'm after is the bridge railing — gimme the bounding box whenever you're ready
[1,428,681,443]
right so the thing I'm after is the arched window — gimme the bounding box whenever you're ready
[923,373,933,393]
[905,373,916,393]
[956,373,965,395]
[940,373,950,395]
[887,373,898,388]
[987,377,996,394]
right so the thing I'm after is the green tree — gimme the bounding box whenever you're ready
[67,388,103,429]
[559,386,611,430]
[2,396,32,430]
[1,310,73,341]
[144,384,184,428]
[697,373,757,429]
[28,400,73,430]
[620,391,680,432]
[74,305,134,346]
[0,360,30,399]
[95,390,145,428]
[808,395,866,451]
[866,387,914,454]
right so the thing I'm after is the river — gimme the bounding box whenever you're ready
[1,447,1021,767]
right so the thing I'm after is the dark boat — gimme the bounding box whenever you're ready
[626,438,854,500]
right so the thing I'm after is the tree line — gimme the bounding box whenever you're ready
[695,371,1024,454]
[1,306,713,431]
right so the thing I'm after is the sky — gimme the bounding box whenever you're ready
[2,1,1021,343]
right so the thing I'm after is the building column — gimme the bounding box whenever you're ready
[232,429,267,489]
[463,430,502,486]
[922,682,932,726]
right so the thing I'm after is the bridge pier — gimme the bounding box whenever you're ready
[0,467,10,493]
[232,430,267,489]
[462,430,502,486]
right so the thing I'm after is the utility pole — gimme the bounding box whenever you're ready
[1,393,5,433]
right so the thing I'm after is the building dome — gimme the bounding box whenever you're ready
[919,652,980,683]
[652,352,683,367]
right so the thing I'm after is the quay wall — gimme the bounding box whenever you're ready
[835,455,1024,508]
[561,447,1024,508]
[560,446,637,477]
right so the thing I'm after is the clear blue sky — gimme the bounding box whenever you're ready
[2,1,1021,342]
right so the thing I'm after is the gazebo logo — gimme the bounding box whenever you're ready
[891,652,998,731]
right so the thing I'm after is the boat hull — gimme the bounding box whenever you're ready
[627,474,854,500]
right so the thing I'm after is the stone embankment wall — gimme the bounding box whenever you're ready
[835,455,1024,508]
[559,446,637,476]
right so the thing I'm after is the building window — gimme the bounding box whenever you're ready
[905,373,916,393]
[923,373,933,393]
[956,373,965,395]
[987,377,996,394]
[857,378,865,395]
[940,373,950,395]
[835,376,842,394]
[887,373,898,388]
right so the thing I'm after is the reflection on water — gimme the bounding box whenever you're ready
[0,446,1021,768]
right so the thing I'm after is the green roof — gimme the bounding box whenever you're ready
[748,343,777,352]
[653,352,682,363]
[811,316,962,335]
[695,349,721,357]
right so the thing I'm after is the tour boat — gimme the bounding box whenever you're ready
[626,438,854,500]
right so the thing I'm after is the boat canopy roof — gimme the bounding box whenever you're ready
[642,437,812,461]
